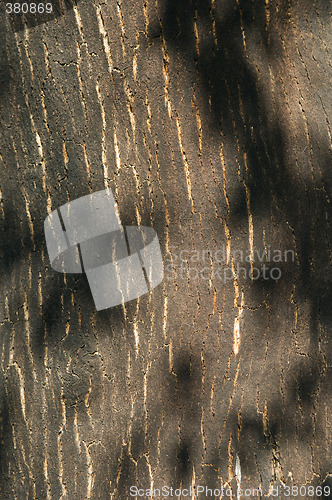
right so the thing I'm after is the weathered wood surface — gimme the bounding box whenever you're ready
[0,0,331,498]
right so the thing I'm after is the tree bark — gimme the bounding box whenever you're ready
[0,0,331,498]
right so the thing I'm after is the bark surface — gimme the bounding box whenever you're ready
[0,0,331,498]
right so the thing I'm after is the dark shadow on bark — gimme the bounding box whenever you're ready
[150,0,331,487]
[168,349,202,485]
[0,377,13,497]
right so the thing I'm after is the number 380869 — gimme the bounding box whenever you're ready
[6,3,53,14]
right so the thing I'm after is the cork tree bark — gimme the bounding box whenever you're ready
[0,0,331,498]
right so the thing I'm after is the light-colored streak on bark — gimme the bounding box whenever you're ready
[161,35,172,119]
[113,128,121,172]
[96,5,113,76]
[32,117,52,212]
[124,77,136,138]
[57,387,67,499]
[193,90,203,156]
[96,81,109,188]
[233,317,241,357]
[116,1,127,59]
[168,337,173,373]
[223,361,241,432]
[235,454,241,500]
[146,94,152,135]
[146,455,155,497]
[200,354,206,454]
[236,0,247,52]
[83,442,94,499]
[191,466,197,499]
[163,295,168,341]
[193,11,200,57]
[43,455,51,500]
[243,180,254,275]
[175,116,194,210]
[227,433,234,483]
[133,319,140,354]
[143,368,149,437]
[133,44,138,81]
[14,362,27,422]
[210,0,218,46]
[0,186,4,220]
[219,142,229,211]
[73,405,81,454]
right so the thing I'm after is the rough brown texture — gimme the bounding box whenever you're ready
[0,0,331,498]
